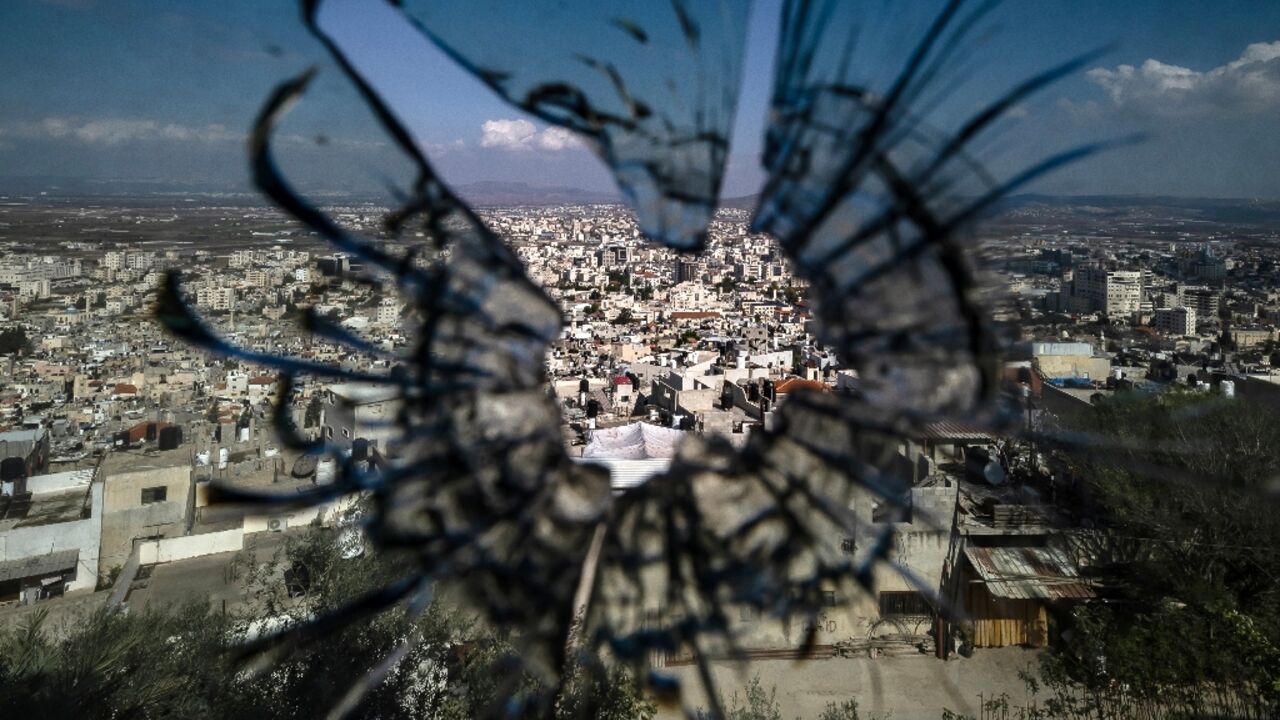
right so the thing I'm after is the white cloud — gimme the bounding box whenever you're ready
[480,118,536,149]
[420,139,465,156]
[1087,41,1280,114]
[480,118,580,151]
[535,126,577,151]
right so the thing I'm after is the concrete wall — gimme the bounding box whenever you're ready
[723,381,762,419]
[1035,354,1110,380]
[103,464,191,512]
[99,464,192,576]
[0,482,103,593]
[676,388,718,415]
[627,479,958,654]
[25,469,93,495]
[138,528,243,564]
[243,494,360,534]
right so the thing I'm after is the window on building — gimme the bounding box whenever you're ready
[140,486,168,504]
[879,591,932,617]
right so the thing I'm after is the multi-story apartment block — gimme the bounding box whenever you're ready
[1153,306,1196,336]
[1072,266,1143,317]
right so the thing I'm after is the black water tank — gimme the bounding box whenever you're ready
[351,438,369,461]
[586,399,600,418]
[158,426,182,450]
[0,457,25,482]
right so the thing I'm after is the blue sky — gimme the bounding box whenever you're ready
[1,0,1278,199]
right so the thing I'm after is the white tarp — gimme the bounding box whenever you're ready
[582,422,687,460]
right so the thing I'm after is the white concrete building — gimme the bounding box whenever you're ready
[0,467,103,603]
[1072,266,1143,318]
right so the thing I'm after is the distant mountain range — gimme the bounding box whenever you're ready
[452,181,620,206]
[990,193,1280,225]
[0,176,624,207]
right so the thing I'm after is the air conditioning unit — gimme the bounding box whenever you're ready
[268,518,284,532]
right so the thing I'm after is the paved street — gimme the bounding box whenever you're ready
[656,648,1042,720]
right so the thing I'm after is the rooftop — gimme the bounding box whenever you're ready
[0,487,90,530]
[965,545,1094,601]
[101,446,193,475]
[329,382,399,404]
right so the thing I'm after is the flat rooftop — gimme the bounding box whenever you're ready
[0,487,90,530]
[101,446,193,475]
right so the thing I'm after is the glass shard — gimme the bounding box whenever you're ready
[755,0,1102,418]
[384,0,750,250]
[152,0,1105,714]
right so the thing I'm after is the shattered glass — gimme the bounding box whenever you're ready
[154,0,1106,715]
[385,0,750,250]
[755,0,1109,418]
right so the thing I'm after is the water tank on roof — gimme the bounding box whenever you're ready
[158,426,182,450]
[195,451,210,467]
[1221,380,1235,398]
[218,447,229,469]
[316,457,336,485]
[291,455,317,478]
[0,457,25,482]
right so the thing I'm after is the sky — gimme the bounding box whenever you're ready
[0,0,1278,199]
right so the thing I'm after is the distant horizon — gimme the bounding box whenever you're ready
[2,1,1279,201]
[4,175,1280,206]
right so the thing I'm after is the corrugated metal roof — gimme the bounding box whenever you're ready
[917,420,995,443]
[572,458,670,493]
[964,545,1094,600]
[0,548,79,583]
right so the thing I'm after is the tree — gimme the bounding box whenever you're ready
[1041,390,1280,716]
[0,516,657,720]
[611,308,633,326]
[304,395,323,428]
[0,326,30,356]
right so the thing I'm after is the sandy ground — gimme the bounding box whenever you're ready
[655,648,1043,720]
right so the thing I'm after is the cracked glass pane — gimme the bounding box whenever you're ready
[378,0,751,250]
[143,0,1106,715]
[755,0,1108,418]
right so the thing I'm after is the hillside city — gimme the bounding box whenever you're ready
[2,195,1280,716]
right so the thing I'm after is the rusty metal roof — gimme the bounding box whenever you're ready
[964,545,1094,600]
[916,420,995,443]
